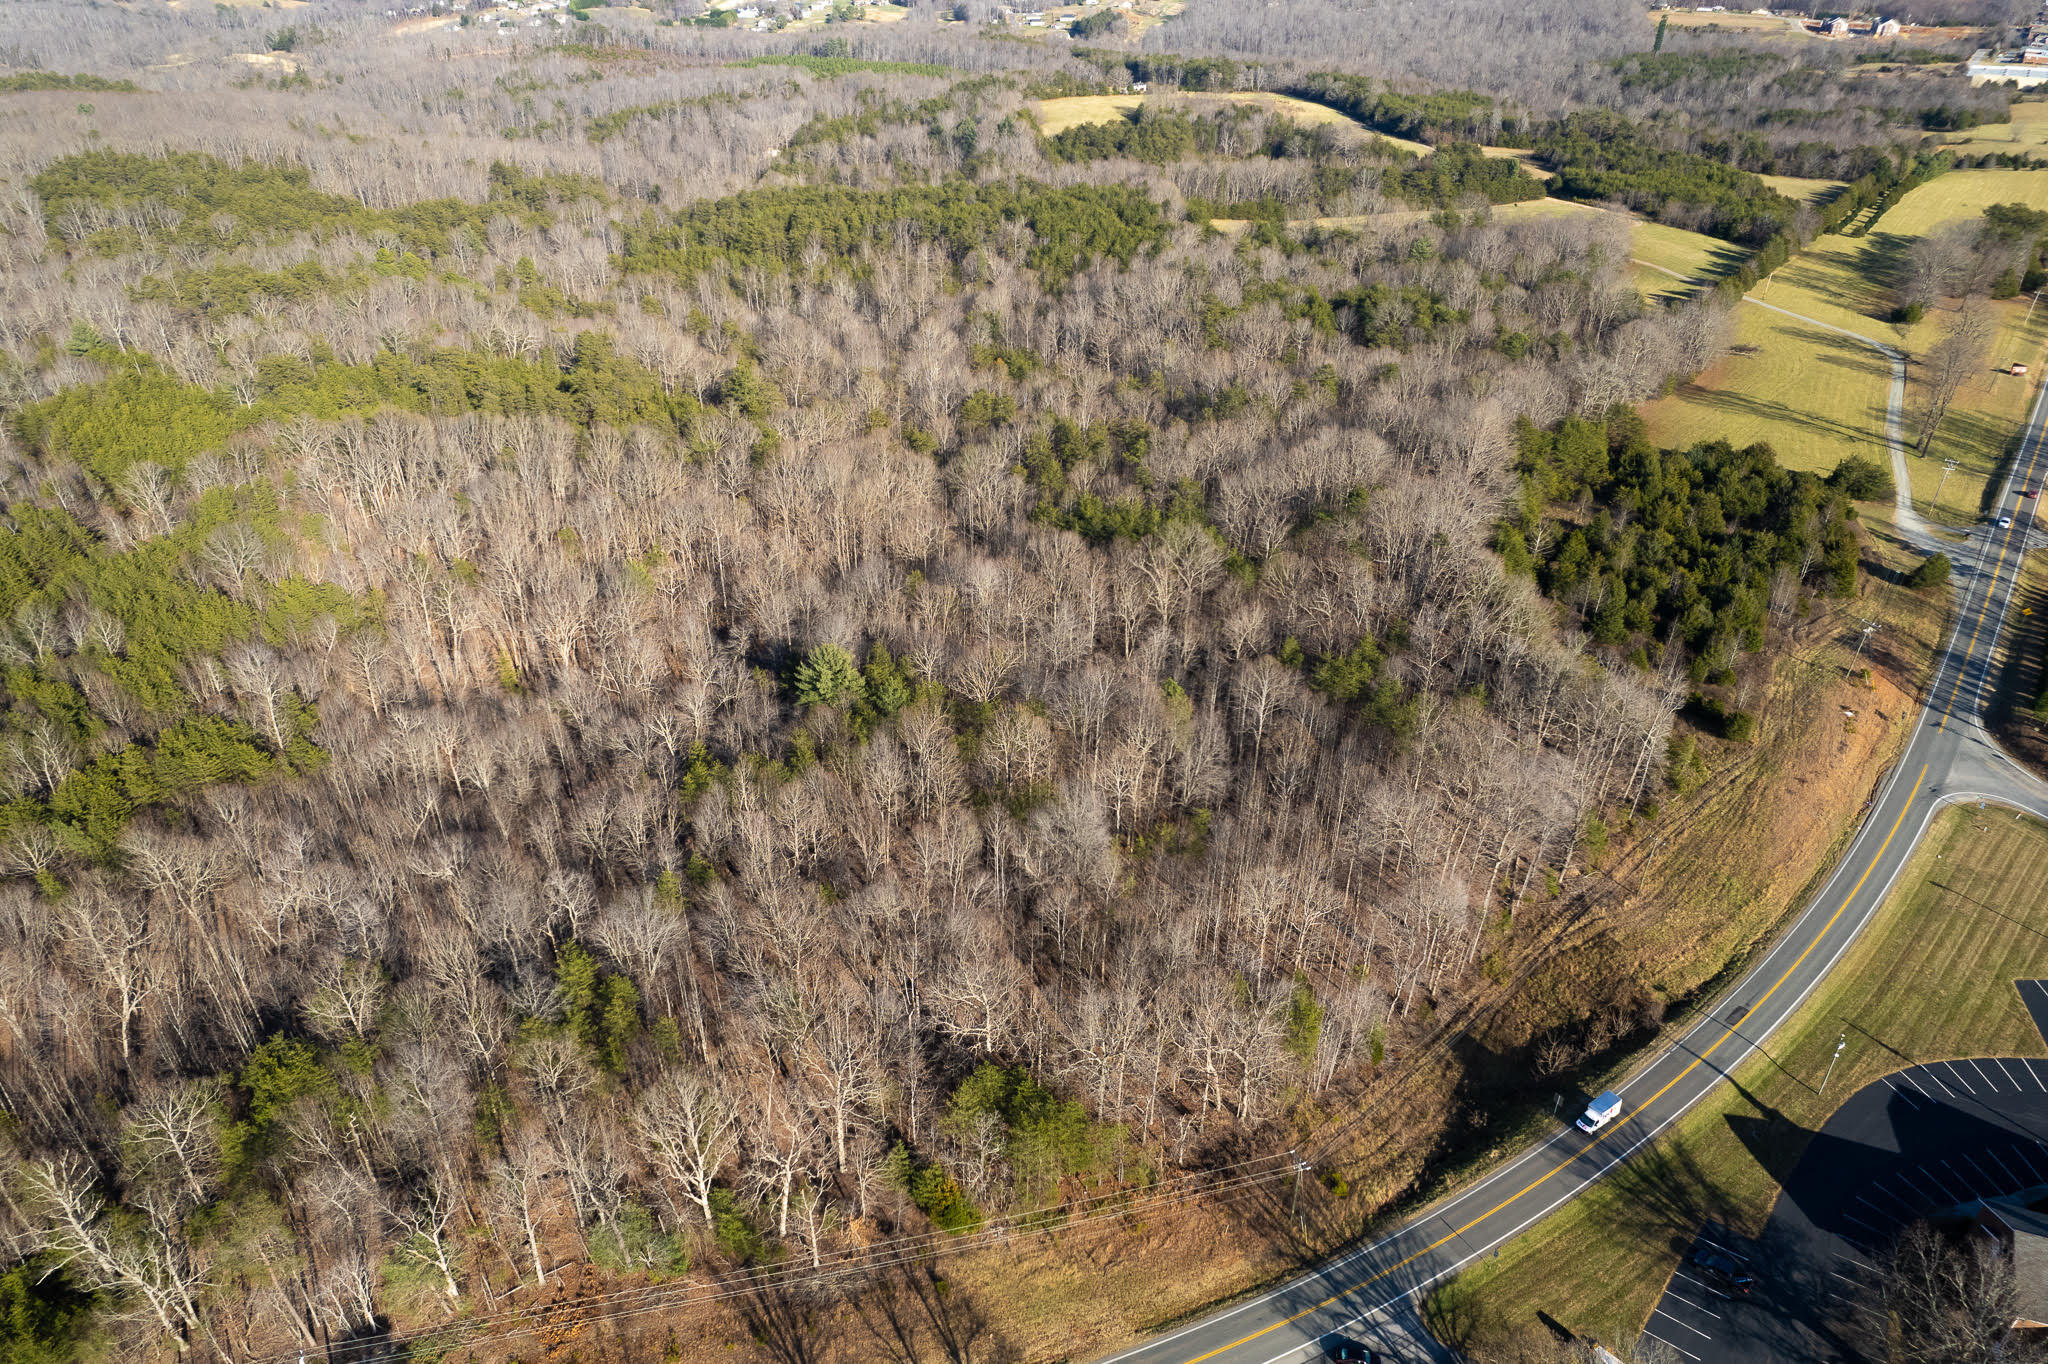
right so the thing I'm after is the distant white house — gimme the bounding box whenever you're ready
[1874,17,1901,36]
[1824,16,1849,35]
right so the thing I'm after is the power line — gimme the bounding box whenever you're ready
[252,1155,1300,1364]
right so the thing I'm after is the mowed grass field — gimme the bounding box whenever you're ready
[1941,101,2048,153]
[1651,6,1808,34]
[1643,300,1893,476]
[1761,173,1847,205]
[1631,219,1747,280]
[1649,171,2048,524]
[1428,806,2048,1353]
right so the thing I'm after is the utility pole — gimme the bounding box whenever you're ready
[1289,1149,1309,1228]
[1934,457,1959,509]
[1856,620,1879,656]
[1821,1031,1847,1096]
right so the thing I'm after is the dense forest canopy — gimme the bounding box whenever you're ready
[0,0,1993,1358]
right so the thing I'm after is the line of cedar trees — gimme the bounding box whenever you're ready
[1500,408,1878,690]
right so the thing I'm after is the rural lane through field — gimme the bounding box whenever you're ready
[1094,335,2048,1364]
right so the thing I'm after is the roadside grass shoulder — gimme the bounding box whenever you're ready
[1427,803,2048,1354]
[1903,295,2048,526]
[1989,549,2048,775]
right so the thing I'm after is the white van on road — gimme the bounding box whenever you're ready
[1577,1090,1623,1133]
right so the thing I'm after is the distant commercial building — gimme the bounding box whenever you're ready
[1969,47,2048,85]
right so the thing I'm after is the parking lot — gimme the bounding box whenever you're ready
[1640,1055,2048,1363]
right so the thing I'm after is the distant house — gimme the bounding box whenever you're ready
[1974,1200,2048,1329]
[1825,16,1849,35]
[2015,362,2031,376]
[1874,17,1901,35]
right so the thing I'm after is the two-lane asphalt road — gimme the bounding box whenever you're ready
[1100,379,2048,1364]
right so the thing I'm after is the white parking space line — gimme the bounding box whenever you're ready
[1672,1271,1729,1299]
[1652,1309,1713,1339]
[1942,1062,1977,1095]
[1872,1180,1918,1213]
[1907,1166,1949,1202]
[1919,1066,1959,1098]
[1947,1158,1987,1198]
[1855,1195,1897,1223]
[1642,1330,1701,1361]
[1845,1212,1880,1232]
[1963,1152,2002,1192]
[1994,1058,2027,1090]
[1968,1058,1999,1090]
[1830,1270,1863,1286]
[1988,1148,2025,1187]
[2026,1059,2048,1092]
[2018,1145,2048,1182]
[1898,1168,1944,1203]
[1839,1254,1879,1273]
[1902,1070,1941,1101]
[1882,1074,1923,1107]
[1663,1294,1722,1321]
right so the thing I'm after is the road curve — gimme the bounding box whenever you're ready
[1095,365,2048,1364]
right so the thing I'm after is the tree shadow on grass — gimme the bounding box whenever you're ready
[1680,386,1885,451]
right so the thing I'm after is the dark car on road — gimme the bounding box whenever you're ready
[1690,1246,1756,1295]
[1319,1338,1381,1362]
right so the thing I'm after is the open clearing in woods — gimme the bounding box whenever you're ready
[1029,90,1435,154]
[1941,101,2048,153]
[1647,171,2048,525]
[1427,805,2048,1353]
[1643,301,1893,477]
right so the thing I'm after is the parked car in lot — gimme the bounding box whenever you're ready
[1690,1246,1756,1295]
[1577,1090,1623,1133]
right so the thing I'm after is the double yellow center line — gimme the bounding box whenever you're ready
[1178,764,1929,1364]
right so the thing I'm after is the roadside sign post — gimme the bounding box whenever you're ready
[1821,1031,1847,1096]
